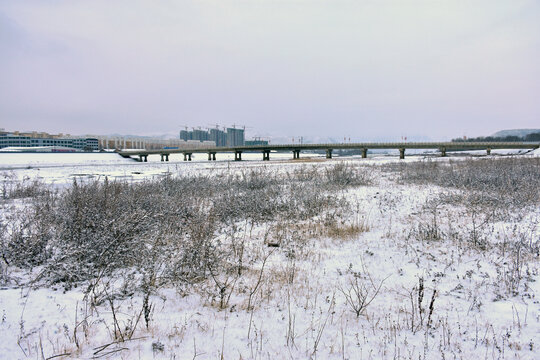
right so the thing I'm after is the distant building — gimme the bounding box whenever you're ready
[226,127,245,146]
[179,127,245,147]
[179,130,192,141]
[0,132,99,151]
[209,128,227,147]
[192,129,209,142]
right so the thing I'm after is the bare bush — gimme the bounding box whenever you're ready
[340,264,387,317]
[324,162,373,187]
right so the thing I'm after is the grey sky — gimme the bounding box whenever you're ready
[1,0,539,140]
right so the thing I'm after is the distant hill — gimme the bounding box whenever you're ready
[492,129,540,138]
[453,129,540,143]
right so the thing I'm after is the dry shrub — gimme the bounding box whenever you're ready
[2,165,372,293]
[390,157,539,209]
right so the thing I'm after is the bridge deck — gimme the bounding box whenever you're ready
[118,142,539,158]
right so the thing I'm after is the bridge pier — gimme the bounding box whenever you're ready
[165,154,169,161]
[326,149,333,159]
[440,147,447,157]
[138,155,148,162]
[361,148,367,158]
[262,150,270,161]
[183,153,192,161]
[399,148,405,159]
[293,150,300,159]
[235,151,243,161]
[486,148,491,156]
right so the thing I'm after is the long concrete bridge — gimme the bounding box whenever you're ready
[117,142,539,162]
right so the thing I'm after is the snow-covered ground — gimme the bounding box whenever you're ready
[0,151,538,359]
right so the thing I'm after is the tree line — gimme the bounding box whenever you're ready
[452,132,540,142]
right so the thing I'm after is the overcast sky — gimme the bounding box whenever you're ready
[1,0,539,140]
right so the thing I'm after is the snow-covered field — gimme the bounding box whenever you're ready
[0,151,539,359]
[0,152,325,186]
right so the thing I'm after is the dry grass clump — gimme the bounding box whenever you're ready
[325,222,369,240]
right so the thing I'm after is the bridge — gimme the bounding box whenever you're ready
[117,142,539,162]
